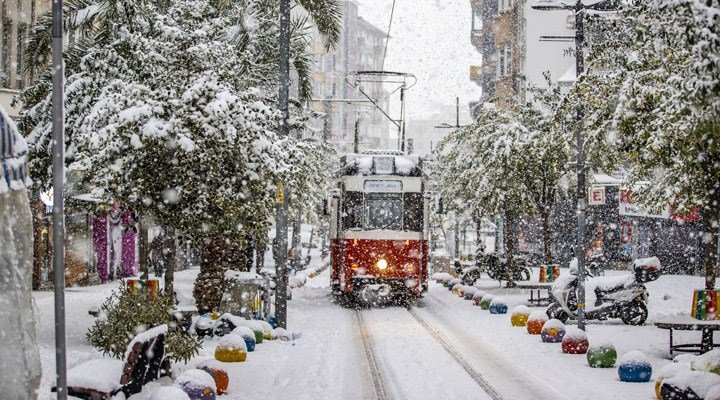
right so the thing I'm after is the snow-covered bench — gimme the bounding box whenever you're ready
[53,324,168,399]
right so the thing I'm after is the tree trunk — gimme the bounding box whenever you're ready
[290,219,302,270]
[474,214,484,255]
[193,238,244,314]
[541,209,553,264]
[504,208,517,288]
[164,225,176,296]
[305,227,315,266]
[703,186,720,290]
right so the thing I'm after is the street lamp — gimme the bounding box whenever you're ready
[531,0,618,331]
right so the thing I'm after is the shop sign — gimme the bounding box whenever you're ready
[619,189,670,219]
[589,186,606,205]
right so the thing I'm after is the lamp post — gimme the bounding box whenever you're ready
[275,0,290,329]
[531,0,618,330]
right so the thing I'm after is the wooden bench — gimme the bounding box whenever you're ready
[515,282,554,307]
[655,316,720,357]
[53,324,168,399]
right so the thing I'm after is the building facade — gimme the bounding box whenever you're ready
[469,0,574,114]
[309,1,392,153]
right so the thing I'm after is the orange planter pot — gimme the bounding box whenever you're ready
[527,319,544,334]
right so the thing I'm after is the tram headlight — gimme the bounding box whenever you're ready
[376,259,388,270]
[405,263,416,273]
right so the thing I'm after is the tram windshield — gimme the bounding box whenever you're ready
[365,194,403,230]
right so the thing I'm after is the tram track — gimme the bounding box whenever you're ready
[406,305,504,400]
[355,309,391,400]
[354,303,499,400]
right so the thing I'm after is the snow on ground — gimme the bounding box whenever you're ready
[33,256,710,400]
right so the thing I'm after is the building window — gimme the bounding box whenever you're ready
[1,2,11,88]
[497,45,512,77]
[472,9,482,33]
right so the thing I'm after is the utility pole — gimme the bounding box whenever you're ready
[530,0,619,331]
[275,0,290,329]
[51,0,67,397]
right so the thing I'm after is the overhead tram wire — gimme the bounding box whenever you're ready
[381,0,396,71]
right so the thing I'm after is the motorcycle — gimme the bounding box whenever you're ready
[546,257,661,326]
[465,253,532,285]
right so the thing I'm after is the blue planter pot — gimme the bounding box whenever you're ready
[489,303,508,314]
[618,363,652,383]
[243,336,256,352]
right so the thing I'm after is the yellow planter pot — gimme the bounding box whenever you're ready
[215,347,247,363]
[511,313,529,327]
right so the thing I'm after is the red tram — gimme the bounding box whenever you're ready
[329,151,429,302]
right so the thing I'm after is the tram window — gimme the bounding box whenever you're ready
[365,194,403,230]
[342,191,363,230]
[404,193,424,231]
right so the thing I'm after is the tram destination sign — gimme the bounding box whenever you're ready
[364,180,403,193]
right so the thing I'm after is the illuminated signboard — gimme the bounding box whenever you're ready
[364,180,403,193]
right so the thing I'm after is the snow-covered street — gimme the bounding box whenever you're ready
[32,262,712,400]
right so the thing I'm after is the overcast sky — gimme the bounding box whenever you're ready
[353,0,481,122]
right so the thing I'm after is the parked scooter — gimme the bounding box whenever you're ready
[546,257,661,326]
[468,253,532,284]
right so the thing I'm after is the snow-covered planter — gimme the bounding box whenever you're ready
[448,278,461,290]
[452,284,465,297]
[540,319,566,343]
[511,305,531,327]
[661,370,720,400]
[463,286,478,301]
[691,349,720,374]
[177,369,217,400]
[232,326,257,352]
[197,365,229,395]
[149,386,191,400]
[479,294,495,310]
[618,351,652,383]
[561,327,588,354]
[527,311,548,335]
[586,341,617,368]
[706,385,720,400]
[489,297,508,314]
[432,272,453,284]
[214,334,248,363]
[655,362,690,400]
[473,291,486,306]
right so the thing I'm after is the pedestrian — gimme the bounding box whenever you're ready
[0,105,41,399]
[149,231,165,277]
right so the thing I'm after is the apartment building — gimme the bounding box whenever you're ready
[310,0,391,153]
[1,0,48,117]
[469,0,574,115]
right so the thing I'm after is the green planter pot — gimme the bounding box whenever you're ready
[587,346,617,368]
[254,330,264,344]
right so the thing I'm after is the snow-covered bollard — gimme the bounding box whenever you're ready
[489,297,508,314]
[473,290,486,306]
[587,341,617,368]
[527,311,548,335]
[541,319,566,343]
[177,369,217,400]
[618,351,652,383]
[654,362,689,400]
[448,278,461,290]
[197,365,229,395]
[479,294,495,310]
[511,305,531,327]
[452,283,465,297]
[561,327,589,354]
[149,386,191,400]
[257,320,274,340]
[214,334,248,363]
[464,286,478,301]
[232,326,257,352]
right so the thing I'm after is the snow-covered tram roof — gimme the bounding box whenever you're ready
[338,151,423,177]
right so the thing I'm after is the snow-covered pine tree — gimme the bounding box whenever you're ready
[579,0,720,289]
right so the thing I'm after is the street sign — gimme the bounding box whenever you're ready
[588,186,606,205]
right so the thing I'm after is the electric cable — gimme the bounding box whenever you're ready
[381,0,396,71]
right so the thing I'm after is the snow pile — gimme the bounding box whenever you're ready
[123,324,168,360]
[66,359,124,393]
[512,305,531,314]
[149,386,191,400]
[218,334,248,351]
[665,370,720,398]
[619,350,650,367]
[232,326,256,340]
[272,327,301,341]
[489,297,506,306]
[691,350,720,373]
[542,319,565,331]
[528,310,548,322]
[633,256,661,268]
[563,326,587,341]
[177,369,217,392]
[463,286,478,296]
